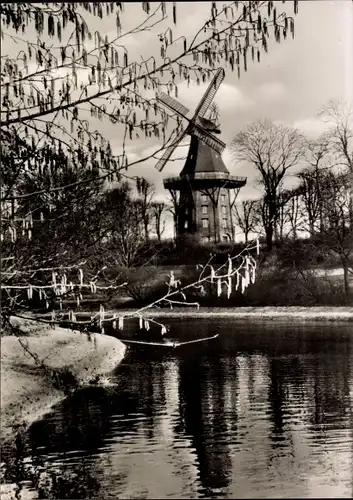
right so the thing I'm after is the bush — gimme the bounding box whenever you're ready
[275,237,341,269]
[169,254,348,307]
[100,238,350,309]
[244,255,347,306]
[115,266,170,306]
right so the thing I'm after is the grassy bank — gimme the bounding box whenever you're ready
[1,316,126,444]
[45,306,353,324]
[103,306,353,321]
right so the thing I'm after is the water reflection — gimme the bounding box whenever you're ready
[1,320,353,499]
[178,355,233,495]
[268,359,286,438]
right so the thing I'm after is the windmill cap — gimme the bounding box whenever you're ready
[195,116,221,134]
[180,138,229,176]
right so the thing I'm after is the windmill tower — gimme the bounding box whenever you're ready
[155,68,246,243]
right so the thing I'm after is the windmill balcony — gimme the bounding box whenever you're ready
[164,172,247,190]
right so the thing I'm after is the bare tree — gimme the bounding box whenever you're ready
[151,201,166,242]
[1,1,299,329]
[135,177,155,241]
[284,188,302,239]
[319,101,353,224]
[273,187,303,241]
[233,200,259,244]
[231,119,304,250]
[314,171,353,299]
[275,192,289,243]
[166,193,181,241]
[298,135,334,235]
[100,184,146,268]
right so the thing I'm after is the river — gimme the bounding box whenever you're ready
[1,318,353,499]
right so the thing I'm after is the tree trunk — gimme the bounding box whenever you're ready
[144,217,149,241]
[343,264,350,302]
[309,219,315,237]
[158,219,161,241]
[274,224,280,244]
[319,204,325,233]
[349,171,353,228]
[212,203,217,243]
[265,224,274,251]
[155,217,161,242]
[229,200,235,242]
[173,214,177,240]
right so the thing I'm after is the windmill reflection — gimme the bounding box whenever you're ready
[2,321,353,499]
[268,358,286,439]
[177,353,234,492]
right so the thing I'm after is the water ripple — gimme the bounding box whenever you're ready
[1,320,353,499]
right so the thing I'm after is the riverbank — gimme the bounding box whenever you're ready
[115,306,353,321]
[2,307,351,444]
[0,316,126,445]
[35,306,353,323]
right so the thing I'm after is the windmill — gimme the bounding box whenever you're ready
[155,68,226,173]
[155,68,246,243]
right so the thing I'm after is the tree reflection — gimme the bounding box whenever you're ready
[308,350,351,428]
[2,322,353,499]
[268,359,286,438]
[26,385,139,454]
[177,353,233,493]
[1,429,116,500]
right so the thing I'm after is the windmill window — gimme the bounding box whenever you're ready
[202,219,209,228]
[202,194,208,202]
[184,220,188,229]
[221,194,226,200]
[202,205,208,215]
[223,218,227,228]
[222,205,227,214]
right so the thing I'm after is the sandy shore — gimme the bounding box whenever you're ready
[1,316,126,444]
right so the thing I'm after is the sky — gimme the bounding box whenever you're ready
[113,1,353,236]
[94,1,353,202]
[3,1,353,237]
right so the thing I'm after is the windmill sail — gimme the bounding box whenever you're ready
[193,68,225,118]
[192,126,226,154]
[156,92,190,118]
[155,128,187,172]
[155,67,226,172]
